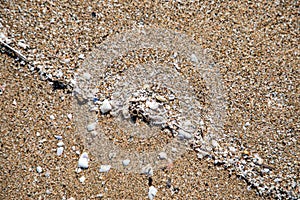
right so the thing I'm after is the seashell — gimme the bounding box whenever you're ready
[78,152,89,169]
[100,99,112,114]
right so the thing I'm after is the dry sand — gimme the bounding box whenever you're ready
[0,1,299,199]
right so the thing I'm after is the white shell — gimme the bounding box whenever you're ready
[148,186,158,200]
[100,99,112,114]
[36,166,43,173]
[99,165,111,173]
[57,147,64,156]
[158,152,167,160]
[122,159,130,166]
[78,152,89,169]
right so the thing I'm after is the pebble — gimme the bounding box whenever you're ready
[148,186,158,200]
[36,166,43,173]
[141,165,153,176]
[54,135,63,140]
[57,147,64,156]
[49,115,55,120]
[100,99,112,114]
[79,176,86,183]
[146,100,159,110]
[17,41,29,49]
[190,54,198,63]
[67,113,72,120]
[99,165,111,173]
[78,152,89,169]
[83,72,91,80]
[158,152,167,160]
[87,123,96,132]
[57,141,64,147]
[178,129,192,140]
[155,95,167,102]
[122,159,130,166]
[78,54,85,60]
[36,132,41,137]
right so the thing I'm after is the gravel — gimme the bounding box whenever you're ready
[0,0,298,199]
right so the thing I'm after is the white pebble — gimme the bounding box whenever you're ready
[100,99,112,114]
[67,113,72,120]
[54,135,63,140]
[146,100,159,110]
[57,141,64,147]
[36,132,41,137]
[78,54,85,60]
[87,123,96,132]
[141,165,153,176]
[228,146,237,152]
[78,152,89,169]
[122,159,130,166]
[148,186,158,200]
[178,129,192,140]
[83,72,91,80]
[190,54,198,63]
[211,140,219,148]
[36,166,43,173]
[57,147,64,156]
[17,41,29,49]
[79,176,86,183]
[49,115,55,120]
[158,152,167,160]
[99,165,111,173]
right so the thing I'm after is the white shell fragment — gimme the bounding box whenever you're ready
[79,176,86,183]
[57,147,64,156]
[87,123,96,132]
[158,152,167,160]
[78,152,89,169]
[57,141,64,147]
[36,166,43,173]
[100,99,112,114]
[17,41,29,49]
[99,165,111,173]
[178,129,192,140]
[148,186,158,200]
[122,159,130,166]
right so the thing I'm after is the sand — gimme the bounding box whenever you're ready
[0,1,299,199]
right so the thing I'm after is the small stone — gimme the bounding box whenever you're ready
[78,54,85,60]
[148,186,158,200]
[67,113,72,120]
[57,141,64,147]
[49,115,55,120]
[141,165,153,176]
[57,147,64,156]
[228,146,236,152]
[79,176,86,183]
[99,165,111,173]
[190,54,198,62]
[122,159,130,166]
[78,152,89,169]
[36,132,41,137]
[17,41,29,49]
[146,100,159,110]
[158,152,167,160]
[242,150,250,156]
[178,129,192,140]
[211,140,219,148]
[36,166,43,173]
[87,123,96,131]
[45,171,50,177]
[54,135,63,140]
[100,99,112,114]
[156,95,167,102]
[83,72,91,80]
